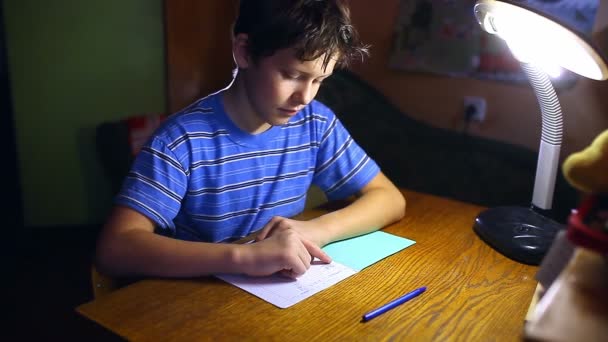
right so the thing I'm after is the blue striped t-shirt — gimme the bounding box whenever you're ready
[115,91,379,242]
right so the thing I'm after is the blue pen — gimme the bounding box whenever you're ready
[361,286,427,322]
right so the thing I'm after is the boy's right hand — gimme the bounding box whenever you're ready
[238,228,331,278]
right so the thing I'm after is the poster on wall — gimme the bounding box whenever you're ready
[389,0,600,88]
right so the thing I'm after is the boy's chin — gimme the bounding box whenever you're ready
[269,116,293,126]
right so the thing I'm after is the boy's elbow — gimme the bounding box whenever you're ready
[94,243,117,277]
[394,190,406,221]
[94,233,126,278]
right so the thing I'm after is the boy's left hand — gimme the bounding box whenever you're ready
[256,216,331,278]
[256,216,326,252]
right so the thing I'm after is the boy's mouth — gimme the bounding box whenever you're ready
[278,108,300,115]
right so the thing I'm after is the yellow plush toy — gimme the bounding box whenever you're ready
[560,129,608,254]
[562,129,608,194]
[527,129,608,342]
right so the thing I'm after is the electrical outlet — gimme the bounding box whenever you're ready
[464,96,487,122]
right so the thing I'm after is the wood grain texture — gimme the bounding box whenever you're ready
[164,0,237,113]
[77,190,538,341]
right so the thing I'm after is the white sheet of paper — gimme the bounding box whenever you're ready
[216,231,415,308]
[216,261,357,308]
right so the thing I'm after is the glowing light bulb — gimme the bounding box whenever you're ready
[474,0,608,80]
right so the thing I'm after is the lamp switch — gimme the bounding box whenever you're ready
[464,96,487,122]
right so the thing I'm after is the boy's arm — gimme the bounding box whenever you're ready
[95,206,331,278]
[311,171,406,246]
[256,171,406,247]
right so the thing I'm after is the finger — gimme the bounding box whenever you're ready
[302,239,332,264]
[255,216,281,241]
[286,258,307,277]
[296,243,313,270]
[279,269,296,279]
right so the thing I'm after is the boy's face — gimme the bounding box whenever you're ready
[239,45,337,129]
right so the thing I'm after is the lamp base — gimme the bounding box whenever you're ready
[473,206,565,265]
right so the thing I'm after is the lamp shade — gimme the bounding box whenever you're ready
[474,0,608,80]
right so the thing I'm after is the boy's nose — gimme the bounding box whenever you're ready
[294,83,315,105]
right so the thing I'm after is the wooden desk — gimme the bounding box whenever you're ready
[77,190,538,341]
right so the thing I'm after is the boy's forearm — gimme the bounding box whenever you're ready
[96,229,246,278]
[310,185,406,246]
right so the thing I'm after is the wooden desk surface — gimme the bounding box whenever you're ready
[77,190,538,341]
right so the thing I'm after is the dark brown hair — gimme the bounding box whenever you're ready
[233,0,369,69]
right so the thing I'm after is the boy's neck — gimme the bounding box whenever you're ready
[222,77,272,135]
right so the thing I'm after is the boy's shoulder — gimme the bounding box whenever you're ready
[168,93,224,124]
[153,93,225,141]
[304,99,336,119]
[172,93,221,121]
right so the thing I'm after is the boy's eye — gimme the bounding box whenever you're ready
[281,71,327,84]
[283,71,301,80]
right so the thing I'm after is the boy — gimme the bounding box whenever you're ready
[96,0,405,279]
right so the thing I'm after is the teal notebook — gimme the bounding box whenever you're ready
[322,231,416,271]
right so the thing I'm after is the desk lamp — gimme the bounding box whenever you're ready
[472,0,608,265]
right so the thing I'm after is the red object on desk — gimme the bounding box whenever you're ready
[567,195,608,254]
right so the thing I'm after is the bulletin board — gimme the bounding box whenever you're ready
[389,0,599,88]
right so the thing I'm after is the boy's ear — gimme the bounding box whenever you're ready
[232,33,251,69]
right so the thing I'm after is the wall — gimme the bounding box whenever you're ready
[348,0,608,158]
[165,0,237,113]
[5,0,165,227]
[6,1,607,227]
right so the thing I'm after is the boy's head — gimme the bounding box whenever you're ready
[233,0,368,70]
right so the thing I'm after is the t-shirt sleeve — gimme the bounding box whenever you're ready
[114,135,188,232]
[312,106,380,200]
